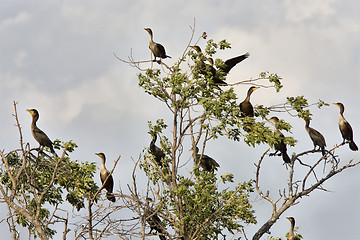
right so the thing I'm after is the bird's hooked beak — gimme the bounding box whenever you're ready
[26,109,34,114]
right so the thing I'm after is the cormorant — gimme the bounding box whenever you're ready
[145,198,166,240]
[149,134,167,168]
[206,57,228,85]
[269,117,291,164]
[190,46,208,74]
[26,109,56,155]
[207,52,250,76]
[190,45,249,79]
[286,217,301,240]
[190,146,220,172]
[144,28,171,62]
[190,45,226,86]
[190,46,248,86]
[239,86,260,117]
[333,103,358,151]
[303,118,326,156]
[190,45,202,54]
[95,153,116,202]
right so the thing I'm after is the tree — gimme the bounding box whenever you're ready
[1,26,358,240]
[0,102,99,239]
[117,26,359,240]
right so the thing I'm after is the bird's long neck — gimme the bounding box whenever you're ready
[290,219,295,233]
[274,127,281,136]
[305,119,310,128]
[337,105,346,123]
[148,31,154,43]
[244,90,252,102]
[273,122,282,136]
[194,147,200,155]
[150,135,157,148]
[192,147,200,163]
[31,115,39,128]
[101,156,106,171]
[338,105,345,115]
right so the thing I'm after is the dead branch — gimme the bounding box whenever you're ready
[252,144,359,240]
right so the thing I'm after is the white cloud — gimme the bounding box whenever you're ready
[0,11,32,30]
[23,65,160,124]
[283,0,336,22]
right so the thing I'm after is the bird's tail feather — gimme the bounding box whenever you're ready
[107,192,116,202]
[282,151,291,163]
[49,146,58,158]
[321,147,326,156]
[349,141,358,151]
[155,227,166,240]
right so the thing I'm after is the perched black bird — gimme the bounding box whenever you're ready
[207,52,250,77]
[269,117,291,164]
[205,57,229,86]
[149,134,167,168]
[26,109,56,155]
[190,46,212,74]
[303,118,326,156]
[190,45,203,54]
[333,102,358,151]
[145,198,166,240]
[190,46,249,86]
[190,146,220,172]
[145,28,171,62]
[95,153,116,202]
[286,217,301,240]
[190,45,226,86]
[240,86,260,117]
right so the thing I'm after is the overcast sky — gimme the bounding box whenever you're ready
[1,0,359,239]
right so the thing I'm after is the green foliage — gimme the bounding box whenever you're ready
[287,96,310,119]
[259,72,283,92]
[139,39,301,151]
[167,171,256,238]
[317,99,329,108]
[148,119,168,136]
[0,140,99,237]
[287,96,329,122]
[0,33,338,240]
[136,38,302,238]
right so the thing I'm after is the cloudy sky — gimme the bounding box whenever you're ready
[1,0,359,239]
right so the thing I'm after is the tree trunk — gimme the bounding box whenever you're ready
[8,201,48,240]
